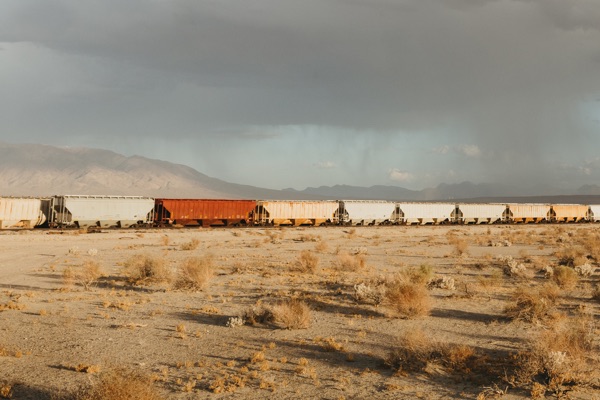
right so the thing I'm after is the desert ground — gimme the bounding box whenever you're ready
[1,224,599,399]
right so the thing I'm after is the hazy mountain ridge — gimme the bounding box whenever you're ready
[0,143,317,199]
[1,143,597,202]
[287,181,598,203]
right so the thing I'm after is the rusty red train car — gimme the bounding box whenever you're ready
[154,199,256,227]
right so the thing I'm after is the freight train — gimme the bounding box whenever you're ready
[2,195,600,230]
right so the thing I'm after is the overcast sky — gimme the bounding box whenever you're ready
[1,0,599,191]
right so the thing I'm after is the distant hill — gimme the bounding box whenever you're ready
[0,142,322,199]
[1,142,597,203]
[286,182,599,204]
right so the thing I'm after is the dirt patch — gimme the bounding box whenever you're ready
[1,225,599,399]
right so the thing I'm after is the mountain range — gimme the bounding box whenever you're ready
[1,142,599,203]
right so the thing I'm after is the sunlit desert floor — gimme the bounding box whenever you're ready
[1,224,599,399]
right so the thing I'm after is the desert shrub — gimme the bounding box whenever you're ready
[314,241,329,253]
[270,299,311,329]
[477,270,503,290]
[386,330,478,374]
[78,261,102,290]
[403,264,434,285]
[335,252,366,272]
[63,261,102,290]
[241,305,273,326]
[497,255,533,279]
[504,284,559,323]
[123,254,171,285]
[386,329,435,372]
[317,336,345,352]
[180,238,200,251]
[384,278,431,318]
[174,256,214,290]
[574,263,595,277]
[447,234,469,256]
[0,382,12,398]
[580,233,600,261]
[514,316,595,392]
[75,367,164,400]
[63,266,75,287]
[554,246,588,267]
[159,236,170,246]
[296,251,319,273]
[428,276,456,291]
[353,281,387,305]
[551,266,578,290]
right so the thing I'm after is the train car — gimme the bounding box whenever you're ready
[0,197,49,229]
[504,204,551,223]
[589,205,600,222]
[397,202,456,225]
[550,204,589,223]
[455,203,507,224]
[254,200,338,226]
[154,199,256,227]
[50,195,155,228]
[337,200,399,226]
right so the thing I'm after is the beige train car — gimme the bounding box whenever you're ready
[505,204,551,223]
[551,204,588,223]
[254,200,338,226]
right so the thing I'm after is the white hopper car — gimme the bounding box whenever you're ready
[397,203,456,225]
[0,197,49,229]
[337,200,399,225]
[50,195,155,228]
[589,205,600,222]
[455,204,507,224]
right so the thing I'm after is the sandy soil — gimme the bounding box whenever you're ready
[1,225,599,399]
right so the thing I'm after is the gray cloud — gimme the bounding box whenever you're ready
[0,0,599,190]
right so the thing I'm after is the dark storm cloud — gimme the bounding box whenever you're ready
[1,0,599,188]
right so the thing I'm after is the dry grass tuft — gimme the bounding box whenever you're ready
[335,253,366,272]
[270,299,311,329]
[123,255,171,285]
[73,261,103,290]
[447,234,469,256]
[180,238,200,251]
[75,367,164,400]
[514,316,596,393]
[68,363,101,374]
[314,241,329,253]
[402,264,434,285]
[174,256,214,290]
[551,266,578,290]
[384,278,432,318]
[504,284,560,323]
[241,305,273,326]
[159,236,170,246]
[296,251,319,273]
[317,336,345,352]
[353,280,387,305]
[554,247,588,267]
[0,382,12,398]
[386,330,479,374]
[386,329,435,372]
